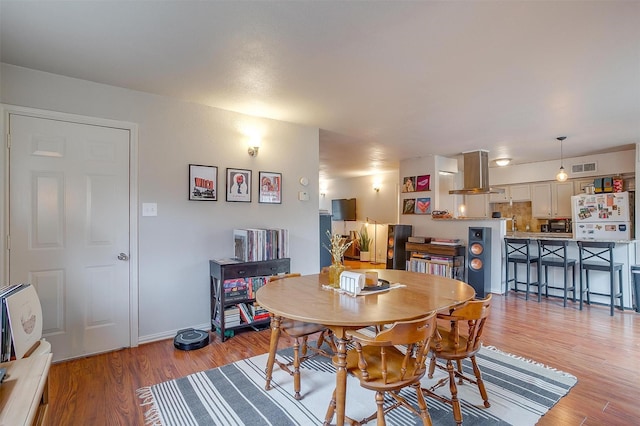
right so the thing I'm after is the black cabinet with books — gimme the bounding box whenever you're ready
[209,258,290,341]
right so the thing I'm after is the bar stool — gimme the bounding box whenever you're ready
[537,239,577,307]
[577,241,624,316]
[504,238,542,301]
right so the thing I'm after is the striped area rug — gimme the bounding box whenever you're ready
[137,345,577,426]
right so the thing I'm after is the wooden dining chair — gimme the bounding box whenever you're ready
[324,312,437,426]
[424,294,492,426]
[264,273,337,400]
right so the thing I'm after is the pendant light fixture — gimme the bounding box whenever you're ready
[556,136,568,182]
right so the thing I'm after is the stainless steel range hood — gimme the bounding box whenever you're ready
[448,150,505,195]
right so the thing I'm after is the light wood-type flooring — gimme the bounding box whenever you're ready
[45,286,639,425]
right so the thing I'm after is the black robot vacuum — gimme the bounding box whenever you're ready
[173,328,210,351]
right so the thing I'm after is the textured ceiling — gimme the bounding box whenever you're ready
[1,1,638,179]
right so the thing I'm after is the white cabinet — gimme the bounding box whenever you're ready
[464,194,489,218]
[489,184,531,203]
[489,187,508,203]
[509,184,531,202]
[531,182,573,217]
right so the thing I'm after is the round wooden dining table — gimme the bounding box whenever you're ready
[256,269,476,426]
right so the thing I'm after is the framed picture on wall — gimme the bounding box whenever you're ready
[416,175,431,191]
[415,197,431,214]
[402,176,416,193]
[259,171,282,204]
[402,199,416,214]
[189,164,217,201]
[226,168,252,202]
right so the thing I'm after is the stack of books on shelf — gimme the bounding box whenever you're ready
[223,306,241,327]
[236,302,270,323]
[430,238,463,246]
[233,228,289,262]
[223,276,270,300]
[223,278,249,302]
[248,276,268,299]
[408,253,456,276]
[249,302,270,321]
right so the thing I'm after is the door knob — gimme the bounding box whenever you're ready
[117,253,129,261]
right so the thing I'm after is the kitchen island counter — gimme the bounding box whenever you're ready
[502,234,637,309]
[505,232,636,243]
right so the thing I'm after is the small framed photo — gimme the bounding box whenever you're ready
[189,164,217,201]
[226,168,252,202]
[415,197,431,214]
[402,176,416,193]
[259,171,282,204]
[402,199,416,214]
[416,175,431,192]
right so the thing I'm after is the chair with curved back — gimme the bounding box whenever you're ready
[425,294,492,426]
[264,273,337,400]
[324,312,437,426]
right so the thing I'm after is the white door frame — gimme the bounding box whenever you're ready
[1,104,139,349]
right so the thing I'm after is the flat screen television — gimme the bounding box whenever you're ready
[331,198,356,221]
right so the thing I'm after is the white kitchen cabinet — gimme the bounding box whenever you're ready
[489,184,530,203]
[489,186,509,203]
[464,194,489,217]
[531,182,573,217]
[509,184,531,202]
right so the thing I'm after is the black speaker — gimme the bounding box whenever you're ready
[386,224,412,270]
[467,227,491,298]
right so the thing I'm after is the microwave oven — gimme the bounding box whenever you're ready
[547,218,571,233]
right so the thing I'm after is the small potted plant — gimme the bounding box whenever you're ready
[357,224,372,262]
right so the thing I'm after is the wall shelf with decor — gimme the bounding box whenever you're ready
[405,242,465,281]
[210,258,290,341]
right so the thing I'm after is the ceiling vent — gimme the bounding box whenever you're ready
[571,162,597,174]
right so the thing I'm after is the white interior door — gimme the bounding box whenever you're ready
[8,113,131,361]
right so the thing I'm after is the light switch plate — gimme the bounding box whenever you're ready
[298,191,309,201]
[142,203,158,216]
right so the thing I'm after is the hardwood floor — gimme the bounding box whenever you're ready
[45,291,640,425]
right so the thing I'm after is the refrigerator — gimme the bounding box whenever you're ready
[572,191,632,240]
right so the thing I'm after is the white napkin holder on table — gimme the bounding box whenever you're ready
[339,271,365,295]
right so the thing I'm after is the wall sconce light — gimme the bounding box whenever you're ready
[247,137,261,157]
[320,192,326,197]
[373,184,380,192]
[495,158,511,167]
[556,136,568,182]
[248,145,259,157]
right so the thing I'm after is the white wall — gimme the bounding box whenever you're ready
[0,63,320,342]
[320,171,398,264]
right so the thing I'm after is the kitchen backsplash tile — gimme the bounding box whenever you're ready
[492,201,543,232]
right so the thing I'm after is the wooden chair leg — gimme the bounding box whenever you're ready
[446,361,463,425]
[375,391,387,426]
[264,316,282,391]
[323,389,336,426]
[470,355,491,408]
[292,337,302,400]
[414,384,433,426]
